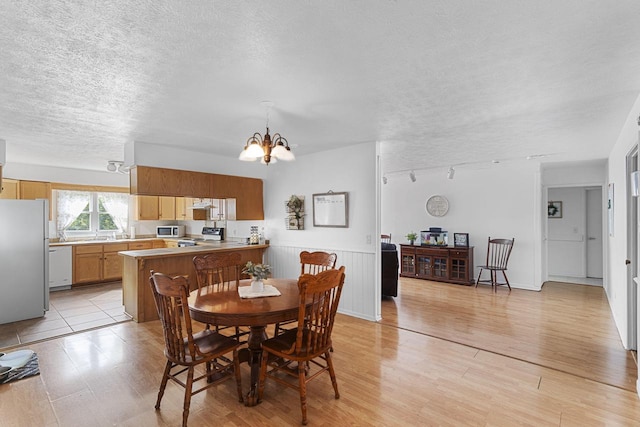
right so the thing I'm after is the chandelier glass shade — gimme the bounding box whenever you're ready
[239,127,295,165]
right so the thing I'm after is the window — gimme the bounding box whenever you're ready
[56,190,128,238]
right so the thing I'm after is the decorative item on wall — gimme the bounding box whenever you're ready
[313,191,349,227]
[426,195,449,217]
[548,200,562,218]
[285,195,305,230]
[454,233,469,247]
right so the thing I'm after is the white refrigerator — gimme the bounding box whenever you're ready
[0,199,49,324]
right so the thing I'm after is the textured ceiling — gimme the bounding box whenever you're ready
[1,1,640,175]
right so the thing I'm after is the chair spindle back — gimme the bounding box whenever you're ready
[485,238,514,270]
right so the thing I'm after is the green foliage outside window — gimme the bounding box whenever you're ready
[67,199,118,231]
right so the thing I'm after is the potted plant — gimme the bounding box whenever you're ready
[242,261,272,293]
[406,232,418,245]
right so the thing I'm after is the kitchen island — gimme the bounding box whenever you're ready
[119,242,268,322]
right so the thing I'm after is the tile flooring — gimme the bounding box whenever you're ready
[0,282,129,350]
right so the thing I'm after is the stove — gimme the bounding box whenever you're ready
[202,227,224,241]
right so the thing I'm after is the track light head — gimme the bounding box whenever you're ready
[409,170,416,182]
[447,167,455,180]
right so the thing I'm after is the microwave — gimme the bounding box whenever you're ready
[156,225,185,238]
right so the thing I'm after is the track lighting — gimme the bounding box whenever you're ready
[382,176,388,185]
[447,166,455,180]
[106,160,128,174]
[409,170,416,182]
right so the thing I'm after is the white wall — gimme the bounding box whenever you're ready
[263,142,378,321]
[547,187,587,277]
[606,94,640,352]
[382,161,540,290]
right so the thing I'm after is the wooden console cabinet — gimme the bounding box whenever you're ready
[400,244,475,285]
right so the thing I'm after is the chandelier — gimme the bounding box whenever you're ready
[238,102,295,165]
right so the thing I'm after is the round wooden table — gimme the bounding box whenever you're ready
[188,278,300,406]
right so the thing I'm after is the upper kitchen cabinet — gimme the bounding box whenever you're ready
[233,177,263,220]
[19,180,52,218]
[19,180,51,200]
[129,165,264,220]
[0,178,19,199]
[130,166,210,198]
[175,197,195,221]
[158,196,176,220]
[134,195,159,220]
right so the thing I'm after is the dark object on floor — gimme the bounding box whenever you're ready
[0,352,39,384]
[382,242,399,297]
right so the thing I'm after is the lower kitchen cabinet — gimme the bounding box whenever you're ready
[400,244,475,285]
[73,242,129,285]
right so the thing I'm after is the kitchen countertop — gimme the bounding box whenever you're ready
[119,241,268,259]
[50,237,161,247]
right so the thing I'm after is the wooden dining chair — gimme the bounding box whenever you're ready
[381,234,392,243]
[475,237,515,292]
[258,266,346,425]
[273,250,337,336]
[149,271,243,427]
[193,252,249,342]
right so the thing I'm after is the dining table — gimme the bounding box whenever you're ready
[188,277,302,406]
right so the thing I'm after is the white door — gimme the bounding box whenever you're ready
[586,188,603,278]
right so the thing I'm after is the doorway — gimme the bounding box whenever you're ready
[547,186,603,286]
[626,146,638,351]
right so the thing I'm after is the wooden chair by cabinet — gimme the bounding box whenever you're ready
[273,250,337,336]
[475,237,515,292]
[149,271,243,427]
[258,267,346,425]
[193,252,249,342]
[381,234,392,243]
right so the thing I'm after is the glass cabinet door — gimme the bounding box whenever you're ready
[401,253,415,276]
[416,255,432,278]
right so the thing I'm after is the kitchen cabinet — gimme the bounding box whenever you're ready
[128,241,154,250]
[19,180,52,218]
[134,195,159,220]
[73,245,103,284]
[103,243,128,281]
[129,166,264,220]
[175,197,195,220]
[19,180,51,200]
[158,196,176,220]
[400,245,475,285]
[73,242,128,285]
[0,178,19,199]
[130,166,210,198]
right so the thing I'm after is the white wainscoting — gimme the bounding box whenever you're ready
[265,245,377,322]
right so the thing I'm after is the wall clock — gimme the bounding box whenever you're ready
[426,195,449,217]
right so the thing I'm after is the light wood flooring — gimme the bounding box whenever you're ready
[0,279,639,426]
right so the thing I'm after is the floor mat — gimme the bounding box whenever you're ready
[0,352,39,384]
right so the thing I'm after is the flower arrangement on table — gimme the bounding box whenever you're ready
[242,261,272,281]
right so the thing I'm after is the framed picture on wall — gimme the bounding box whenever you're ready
[548,201,563,218]
[454,233,469,247]
[312,191,349,227]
